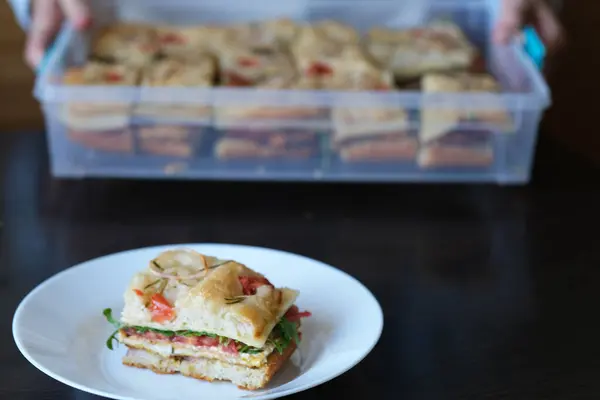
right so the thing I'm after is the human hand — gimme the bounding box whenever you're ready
[25,0,91,69]
[494,0,564,53]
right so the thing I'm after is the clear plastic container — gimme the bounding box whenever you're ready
[35,0,550,184]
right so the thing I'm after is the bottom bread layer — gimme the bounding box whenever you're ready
[339,137,418,162]
[123,342,297,390]
[418,144,494,168]
[68,129,134,153]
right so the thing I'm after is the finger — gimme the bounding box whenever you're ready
[531,1,564,53]
[25,0,63,68]
[58,0,92,30]
[493,0,527,44]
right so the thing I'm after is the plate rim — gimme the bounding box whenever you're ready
[13,243,384,400]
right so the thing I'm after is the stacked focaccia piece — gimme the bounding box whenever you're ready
[103,248,311,390]
[61,18,511,168]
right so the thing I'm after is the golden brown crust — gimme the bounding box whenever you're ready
[291,28,389,90]
[63,62,139,86]
[332,108,409,142]
[366,22,477,80]
[420,73,512,143]
[155,25,223,60]
[121,251,299,348]
[68,129,134,153]
[63,68,84,85]
[137,126,195,158]
[92,23,158,66]
[307,20,360,45]
[141,58,215,87]
[123,342,297,390]
[340,138,418,162]
[225,19,299,50]
[123,360,179,376]
[418,144,494,168]
[217,41,297,88]
[259,340,297,389]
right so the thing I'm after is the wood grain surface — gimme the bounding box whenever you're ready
[0,130,598,400]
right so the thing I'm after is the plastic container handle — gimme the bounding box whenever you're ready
[522,26,546,69]
[36,41,57,75]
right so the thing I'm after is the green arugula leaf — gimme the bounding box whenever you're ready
[133,327,219,338]
[266,317,301,354]
[279,317,300,346]
[101,308,298,355]
[239,345,263,354]
[149,328,175,337]
[103,308,123,350]
[103,308,121,329]
[268,337,287,355]
[177,330,216,338]
[132,326,172,336]
[106,329,120,350]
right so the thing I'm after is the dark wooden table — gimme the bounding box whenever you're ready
[1,131,599,399]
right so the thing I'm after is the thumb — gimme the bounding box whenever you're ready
[25,0,64,69]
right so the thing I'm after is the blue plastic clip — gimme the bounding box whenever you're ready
[36,39,58,76]
[523,26,546,69]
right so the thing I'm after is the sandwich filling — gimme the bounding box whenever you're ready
[104,305,309,367]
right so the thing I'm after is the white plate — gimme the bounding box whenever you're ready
[13,244,383,400]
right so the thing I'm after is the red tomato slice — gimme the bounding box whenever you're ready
[238,57,259,67]
[133,289,144,297]
[139,43,157,53]
[307,62,333,77]
[144,331,168,341]
[172,335,193,345]
[160,33,186,45]
[192,335,220,347]
[104,72,123,83]
[284,305,312,322]
[239,276,273,295]
[225,72,253,87]
[222,340,239,354]
[149,293,175,323]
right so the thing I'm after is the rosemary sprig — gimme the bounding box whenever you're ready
[144,279,162,290]
[210,260,232,269]
[157,278,168,294]
[224,296,247,305]
[152,260,163,271]
[178,330,217,338]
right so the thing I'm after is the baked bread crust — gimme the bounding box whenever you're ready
[123,340,297,390]
[92,23,158,66]
[420,72,512,143]
[418,142,494,167]
[366,21,477,80]
[120,249,299,348]
[63,62,139,86]
[141,58,215,87]
[155,25,226,60]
